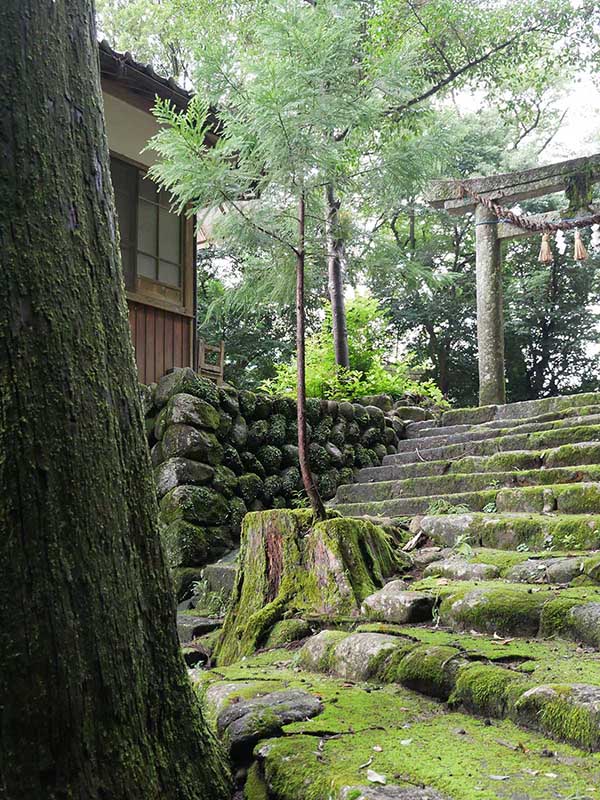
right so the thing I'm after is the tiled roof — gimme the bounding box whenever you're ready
[99,39,193,111]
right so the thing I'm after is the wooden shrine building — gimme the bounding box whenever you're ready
[99,41,219,384]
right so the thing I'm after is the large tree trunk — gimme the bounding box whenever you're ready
[325,184,350,368]
[297,193,326,520]
[0,3,230,798]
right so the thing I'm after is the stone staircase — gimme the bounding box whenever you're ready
[193,393,600,799]
[332,391,600,551]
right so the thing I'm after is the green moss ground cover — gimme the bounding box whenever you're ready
[197,649,600,800]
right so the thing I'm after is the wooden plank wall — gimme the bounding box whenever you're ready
[127,300,193,384]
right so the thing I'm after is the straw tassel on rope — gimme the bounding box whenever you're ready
[574,229,588,261]
[538,232,554,263]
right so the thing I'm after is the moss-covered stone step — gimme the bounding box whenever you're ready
[357,441,600,484]
[421,550,597,585]
[406,403,600,441]
[197,648,600,799]
[336,463,600,505]
[394,412,600,455]
[417,512,600,551]
[384,425,600,467]
[297,629,600,752]
[358,577,600,651]
[441,391,600,427]
[359,622,600,687]
[424,580,600,644]
[334,481,600,519]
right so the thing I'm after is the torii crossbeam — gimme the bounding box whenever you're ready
[427,153,600,406]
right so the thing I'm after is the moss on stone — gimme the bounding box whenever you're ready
[387,644,462,700]
[247,420,269,449]
[257,445,283,474]
[160,485,230,527]
[239,390,257,418]
[440,584,547,636]
[244,763,268,800]
[262,475,283,504]
[211,465,238,498]
[451,663,525,717]
[265,414,287,447]
[513,685,600,751]
[265,619,312,649]
[539,596,584,637]
[308,443,330,472]
[238,473,264,504]
[161,520,231,568]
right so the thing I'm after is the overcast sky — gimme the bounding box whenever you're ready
[544,74,600,162]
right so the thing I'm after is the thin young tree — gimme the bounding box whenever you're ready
[146,4,373,519]
[0,2,230,797]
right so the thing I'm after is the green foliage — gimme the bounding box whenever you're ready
[101,0,600,401]
[261,295,447,404]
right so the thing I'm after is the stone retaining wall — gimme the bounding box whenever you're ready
[142,368,405,572]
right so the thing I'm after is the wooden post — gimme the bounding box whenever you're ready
[475,204,506,406]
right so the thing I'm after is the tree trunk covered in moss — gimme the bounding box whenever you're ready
[216,509,402,665]
[0,3,230,798]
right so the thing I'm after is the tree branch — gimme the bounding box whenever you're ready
[386,27,543,116]
[220,190,300,256]
[537,108,569,155]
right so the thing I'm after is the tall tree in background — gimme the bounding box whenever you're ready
[0,2,230,797]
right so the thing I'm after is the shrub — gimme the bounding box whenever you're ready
[260,295,448,407]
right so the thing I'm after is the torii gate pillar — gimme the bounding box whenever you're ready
[475,204,506,406]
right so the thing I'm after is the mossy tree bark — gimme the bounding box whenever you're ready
[216,509,402,665]
[0,3,230,798]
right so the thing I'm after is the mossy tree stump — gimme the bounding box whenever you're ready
[215,509,403,665]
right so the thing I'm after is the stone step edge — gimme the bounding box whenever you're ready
[382,428,600,468]
[336,462,600,504]
[415,511,600,552]
[406,403,600,441]
[441,392,600,427]
[298,630,600,752]
[394,414,600,454]
[357,441,600,484]
[333,480,600,518]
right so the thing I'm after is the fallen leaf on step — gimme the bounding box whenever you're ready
[367,769,387,785]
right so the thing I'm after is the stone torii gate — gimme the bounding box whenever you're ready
[427,153,600,406]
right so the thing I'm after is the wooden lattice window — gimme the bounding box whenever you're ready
[110,155,183,291]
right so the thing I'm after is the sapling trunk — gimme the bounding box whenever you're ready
[325,183,350,368]
[296,192,326,520]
